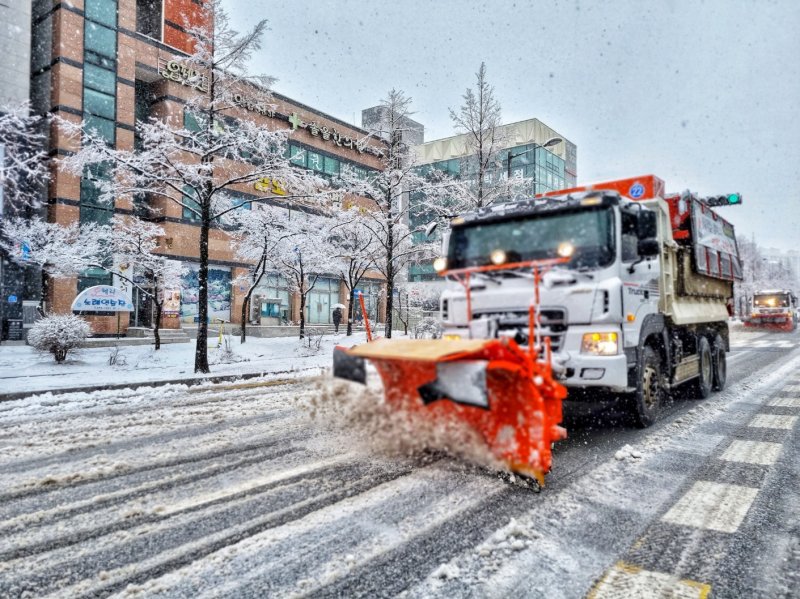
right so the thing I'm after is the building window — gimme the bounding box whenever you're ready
[80,162,114,227]
[85,0,118,28]
[85,22,117,59]
[78,267,113,293]
[182,186,201,222]
[84,63,115,95]
[83,1,117,146]
[136,0,163,40]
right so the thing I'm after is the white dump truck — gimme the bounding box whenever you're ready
[436,175,742,426]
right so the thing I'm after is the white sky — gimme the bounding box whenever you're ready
[226,0,800,251]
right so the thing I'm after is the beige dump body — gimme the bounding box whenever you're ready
[644,199,733,327]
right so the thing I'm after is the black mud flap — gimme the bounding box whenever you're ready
[417,361,489,409]
[333,346,366,384]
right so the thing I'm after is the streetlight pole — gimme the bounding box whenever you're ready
[506,136,563,195]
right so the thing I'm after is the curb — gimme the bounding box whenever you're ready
[0,367,326,403]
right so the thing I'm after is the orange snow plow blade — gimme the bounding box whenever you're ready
[335,338,567,484]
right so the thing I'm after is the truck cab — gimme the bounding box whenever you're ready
[747,289,798,331]
[437,175,739,426]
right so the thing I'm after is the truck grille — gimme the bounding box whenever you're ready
[472,308,567,352]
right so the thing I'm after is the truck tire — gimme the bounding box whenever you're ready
[692,336,713,399]
[629,345,663,428]
[712,334,726,391]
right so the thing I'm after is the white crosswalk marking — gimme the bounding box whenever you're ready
[719,440,783,465]
[748,414,798,430]
[590,563,709,599]
[768,397,800,407]
[661,481,759,533]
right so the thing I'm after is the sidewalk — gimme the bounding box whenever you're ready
[0,331,369,400]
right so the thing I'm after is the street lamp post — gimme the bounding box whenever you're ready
[506,136,563,194]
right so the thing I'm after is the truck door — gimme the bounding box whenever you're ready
[620,209,660,348]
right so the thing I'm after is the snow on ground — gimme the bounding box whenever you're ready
[0,331,369,396]
[0,325,797,597]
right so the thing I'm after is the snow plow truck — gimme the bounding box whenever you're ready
[745,289,798,331]
[334,175,742,485]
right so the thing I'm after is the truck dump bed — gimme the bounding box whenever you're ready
[657,193,741,325]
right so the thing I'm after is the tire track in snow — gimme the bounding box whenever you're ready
[1,459,425,598]
[0,381,305,427]
[0,430,305,503]
[0,392,300,471]
[0,445,303,540]
[0,453,373,564]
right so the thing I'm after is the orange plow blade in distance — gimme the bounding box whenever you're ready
[333,338,567,485]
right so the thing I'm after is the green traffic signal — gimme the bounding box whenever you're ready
[704,193,743,207]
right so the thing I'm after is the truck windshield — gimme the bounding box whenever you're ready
[447,207,614,270]
[754,294,790,307]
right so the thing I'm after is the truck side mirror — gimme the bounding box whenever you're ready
[637,238,660,257]
[638,210,657,239]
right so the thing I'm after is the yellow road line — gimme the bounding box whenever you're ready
[588,561,711,599]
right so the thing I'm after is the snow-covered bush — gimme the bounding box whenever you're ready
[27,314,91,363]
[413,317,443,339]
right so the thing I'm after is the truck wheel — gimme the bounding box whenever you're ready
[629,346,663,428]
[692,336,713,399]
[712,334,726,391]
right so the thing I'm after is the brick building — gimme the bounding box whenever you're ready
[27,0,386,335]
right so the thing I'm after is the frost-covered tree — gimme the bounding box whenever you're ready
[28,314,91,363]
[0,217,110,279]
[272,212,333,339]
[448,62,528,209]
[0,103,49,212]
[1,215,182,349]
[111,216,185,350]
[60,0,327,373]
[339,90,437,338]
[329,206,377,336]
[230,203,301,343]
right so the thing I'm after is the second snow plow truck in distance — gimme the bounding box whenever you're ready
[437,175,742,427]
[746,289,798,331]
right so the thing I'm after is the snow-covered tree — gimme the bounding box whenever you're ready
[59,0,329,373]
[28,314,91,363]
[230,203,301,343]
[0,217,110,278]
[272,212,333,339]
[111,215,185,350]
[447,62,527,209]
[0,103,49,212]
[1,215,182,349]
[329,206,377,336]
[338,89,437,338]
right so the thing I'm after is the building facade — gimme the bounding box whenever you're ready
[23,0,386,335]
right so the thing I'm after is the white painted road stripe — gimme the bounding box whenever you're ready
[748,414,798,430]
[719,440,783,465]
[661,481,759,533]
[589,563,710,599]
[768,397,800,407]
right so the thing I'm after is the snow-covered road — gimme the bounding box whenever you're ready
[0,327,798,598]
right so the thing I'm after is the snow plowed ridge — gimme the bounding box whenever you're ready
[0,332,797,598]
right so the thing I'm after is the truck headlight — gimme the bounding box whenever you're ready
[581,332,619,355]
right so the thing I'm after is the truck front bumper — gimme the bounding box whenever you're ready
[441,325,631,392]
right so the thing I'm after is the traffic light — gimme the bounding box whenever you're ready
[704,193,742,207]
